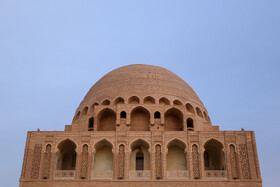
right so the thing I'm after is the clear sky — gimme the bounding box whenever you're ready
[0,0,279,186]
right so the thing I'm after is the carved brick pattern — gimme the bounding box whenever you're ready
[190,135,199,142]
[31,144,42,179]
[155,145,162,179]
[230,145,239,179]
[192,144,200,179]
[81,144,88,178]
[239,144,251,179]
[118,145,125,178]
[42,144,51,179]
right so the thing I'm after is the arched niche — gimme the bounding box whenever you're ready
[164,108,183,131]
[186,103,195,114]
[130,139,150,171]
[204,139,226,170]
[93,140,113,171]
[187,118,194,130]
[167,139,187,171]
[196,107,203,118]
[143,96,155,104]
[114,97,125,105]
[101,99,111,105]
[97,108,116,131]
[88,117,94,131]
[130,107,150,131]
[128,96,140,104]
[56,139,77,170]
[81,106,88,116]
[159,97,170,105]
[173,100,183,106]
[74,111,80,121]
[89,102,99,113]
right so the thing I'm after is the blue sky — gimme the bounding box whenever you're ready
[0,0,279,186]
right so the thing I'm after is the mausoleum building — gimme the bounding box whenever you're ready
[19,64,262,187]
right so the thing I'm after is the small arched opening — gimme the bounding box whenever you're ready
[88,117,94,131]
[164,108,183,131]
[97,108,116,131]
[102,99,111,105]
[154,111,161,119]
[173,100,183,106]
[82,107,88,116]
[130,107,150,131]
[187,118,194,131]
[120,111,127,119]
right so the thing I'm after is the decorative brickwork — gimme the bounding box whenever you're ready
[239,144,251,179]
[230,144,239,179]
[42,144,51,179]
[155,144,162,179]
[192,144,200,179]
[118,144,125,179]
[31,144,42,179]
[81,144,88,179]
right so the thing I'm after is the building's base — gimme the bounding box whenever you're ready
[19,180,262,187]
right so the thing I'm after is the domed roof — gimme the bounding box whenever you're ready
[77,64,206,112]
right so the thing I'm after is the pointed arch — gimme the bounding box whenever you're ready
[173,99,183,106]
[74,111,80,121]
[187,118,194,130]
[159,97,170,105]
[101,99,111,105]
[114,97,125,105]
[186,103,195,114]
[81,106,88,116]
[129,139,150,172]
[167,138,187,172]
[97,108,116,131]
[56,139,77,170]
[130,106,150,131]
[164,108,183,131]
[128,96,140,104]
[196,107,203,118]
[89,102,99,113]
[144,96,155,104]
[203,139,225,170]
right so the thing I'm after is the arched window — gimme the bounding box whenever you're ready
[136,150,144,170]
[187,118,194,130]
[154,111,161,119]
[120,111,127,118]
[88,117,94,131]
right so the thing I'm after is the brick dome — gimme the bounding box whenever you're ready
[77,64,206,112]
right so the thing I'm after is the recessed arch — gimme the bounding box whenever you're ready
[167,138,187,171]
[81,106,88,116]
[159,97,170,105]
[164,108,183,131]
[203,139,225,170]
[90,102,99,113]
[74,111,80,121]
[173,99,183,106]
[130,139,150,171]
[130,107,150,131]
[56,139,77,170]
[128,96,140,104]
[93,139,113,172]
[196,107,203,118]
[97,108,116,131]
[88,117,94,131]
[114,97,125,105]
[101,99,111,105]
[143,96,155,104]
[186,103,195,114]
